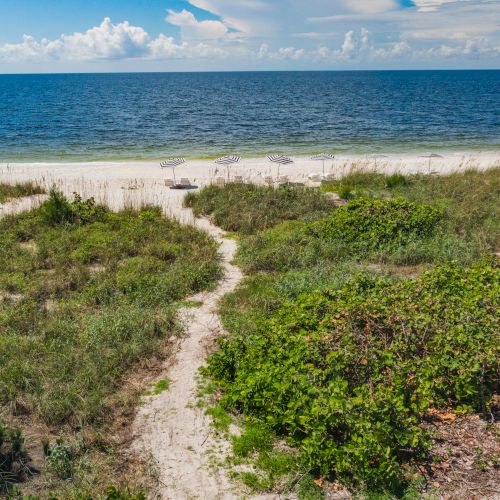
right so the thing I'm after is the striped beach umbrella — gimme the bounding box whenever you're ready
[160,157,185,183]
[311,153,335,177]
[419,153,443,173]
[268,155,294,179]
[215,155,241,180]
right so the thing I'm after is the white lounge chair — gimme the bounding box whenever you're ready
[215,177,225,186]
[308,173,322,182]
[233,175,244,184]
[264,176,274,185]
[164,179,175,187]
[278,175,290,184]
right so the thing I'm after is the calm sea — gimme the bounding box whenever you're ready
[0,71,499,162]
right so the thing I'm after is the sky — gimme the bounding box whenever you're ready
[0,0,499,73]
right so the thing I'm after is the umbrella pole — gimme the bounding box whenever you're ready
[173,167,176,185]
[323,160,325,178]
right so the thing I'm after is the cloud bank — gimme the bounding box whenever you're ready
[0,0,498,70]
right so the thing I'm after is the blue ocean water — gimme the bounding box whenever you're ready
[0,70,498,162]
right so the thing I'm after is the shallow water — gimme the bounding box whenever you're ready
[0,70,499,162]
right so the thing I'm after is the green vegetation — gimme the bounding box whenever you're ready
[321,168,499,256]
[184,183,337,234]
[208,259,499,490]
[194,169,499,496]
[0,423,29,494]
[308,198,443,252]
[0,181,45,203]
[0,190,222,495]
[145,379,170,395]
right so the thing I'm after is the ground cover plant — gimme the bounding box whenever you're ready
[0,190,222,495]
[207,259,499,491]
[199,168,500,497]
[0,182,45,203]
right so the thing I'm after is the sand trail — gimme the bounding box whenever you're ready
[131,216,244,500]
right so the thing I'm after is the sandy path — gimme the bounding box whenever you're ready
[132,216,244,500]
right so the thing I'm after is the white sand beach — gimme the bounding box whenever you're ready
[1,151,499,221]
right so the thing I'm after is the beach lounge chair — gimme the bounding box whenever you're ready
[233,175,244,184]
[264,176,274,185]
[215,176,225,186]
[278,175,290,184]
[326,173,336,181]
[308,173,322,182]
[169,178,198,190]
[164,179,175,187]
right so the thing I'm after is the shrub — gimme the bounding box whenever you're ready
[40,189,75,226]
[44,438,76,480]
[206,259,499,489]
[308,198,443,253]
[39,190,107,226]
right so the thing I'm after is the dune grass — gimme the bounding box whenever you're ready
[199,169,499,497]
[0,181,46,203]
[0,191,222,496]
[184,183,337,235]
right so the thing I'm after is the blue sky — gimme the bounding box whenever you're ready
[0,0,499,72]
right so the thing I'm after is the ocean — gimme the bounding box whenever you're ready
[0,70,499,162]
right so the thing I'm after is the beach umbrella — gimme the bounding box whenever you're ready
[160,157,185,184]
[311,153,335,177]
[369,154,388,168]
[268,155,294,179]
[215,155,241,181]
[419,153,443,173]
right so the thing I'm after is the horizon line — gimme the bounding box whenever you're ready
[1,68,499,76]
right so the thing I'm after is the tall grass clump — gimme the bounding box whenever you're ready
[0,181,45,203]
[184,183,336,234]
[207,259,499,491]
[0,191,221,427]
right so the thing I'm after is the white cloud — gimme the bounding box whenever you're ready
[0,0,499,70]
[342,0,398,13]
[412,0,471,12]
[0,18,150,62]
[166,9,229,41]
[257,43,305,60]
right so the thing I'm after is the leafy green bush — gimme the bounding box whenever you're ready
[206,259,499,490]
[44,438,77,480]
[309,198,443,253]
[184,183,336,235]
[40,189,75,225]
[39,190,107,226]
